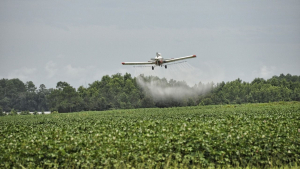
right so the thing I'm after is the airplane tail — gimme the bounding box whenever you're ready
[156,52,161,58]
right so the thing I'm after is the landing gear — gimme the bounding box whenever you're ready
[152,66,154,70]
[165,65,167,69]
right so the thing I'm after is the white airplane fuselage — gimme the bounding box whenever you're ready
[153,56,164,66]
[122,52,196,70]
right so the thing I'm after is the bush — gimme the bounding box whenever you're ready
[199,98,213,106]
[9,109,17,116]
[20,111,30,115]
[51,111,59,114]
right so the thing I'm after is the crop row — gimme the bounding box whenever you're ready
[1,102,300,168]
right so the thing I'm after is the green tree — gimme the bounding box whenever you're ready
[187,98,195,106]
[202,98,213,105]
[77,85,90,110]
[0,107,4,116]
[0,78,26,112]
[61,86,82,112]
[37,84,49,111]
[141,96,155,108]
[0,97,10,112]
[48,82,82,113]
[56,81,71,90]
[25,81,37,92]
[47,89,61,111]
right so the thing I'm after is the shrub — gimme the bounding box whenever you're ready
[9,109,17,116]
[20,111,30,115]
[51,111,59,114]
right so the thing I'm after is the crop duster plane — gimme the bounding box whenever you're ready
[122,53,196,70]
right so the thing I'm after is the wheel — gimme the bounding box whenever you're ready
[165,65,167,69]
[152,66,154,70]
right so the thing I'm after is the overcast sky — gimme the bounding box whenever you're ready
[1,0,299,89]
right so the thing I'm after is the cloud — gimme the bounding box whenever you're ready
[45,61,58,78]
[259,65,276,78]
[65,64,91,79]
[44,60,112,87]
[56,54,65,58]
[252,65,276,79]
[45,61,91,80]
[7,67,36,82]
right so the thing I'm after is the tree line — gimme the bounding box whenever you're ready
[202,74,300,105]
[0,73,300,114]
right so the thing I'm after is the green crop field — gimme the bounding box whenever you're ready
[1,102,300,168]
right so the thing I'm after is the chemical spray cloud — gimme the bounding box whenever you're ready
[136,75,213,101]
[134,61,224,101]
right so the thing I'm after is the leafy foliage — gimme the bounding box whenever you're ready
[0,78,50,112]
[20,110,30,115]
[206,74,300,105]
[0,102,299,168]
[51,111,59,114]
[9,108,17,116]
[0,73,300,113]
[0,107,4,116]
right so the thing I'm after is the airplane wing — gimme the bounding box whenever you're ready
[122,61,154,65]
[164,55,196,63]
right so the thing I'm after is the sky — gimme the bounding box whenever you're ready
[1,0,299,89]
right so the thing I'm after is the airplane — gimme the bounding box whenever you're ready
[122,53,196,70]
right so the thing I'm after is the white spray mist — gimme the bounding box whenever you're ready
[136,75,213,102]
[133,61,223,101]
